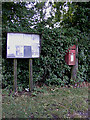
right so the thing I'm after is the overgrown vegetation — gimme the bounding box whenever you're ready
[2,2,89,89]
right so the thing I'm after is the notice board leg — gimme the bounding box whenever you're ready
[13,59,17,92]
[29,59,33,91]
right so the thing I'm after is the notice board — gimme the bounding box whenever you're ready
[7,33,41,58]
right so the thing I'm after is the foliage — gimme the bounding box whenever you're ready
[52,2,90,32]
[2,2,89,88]
[78,32,89,82]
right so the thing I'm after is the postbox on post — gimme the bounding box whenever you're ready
[65,45,76,65]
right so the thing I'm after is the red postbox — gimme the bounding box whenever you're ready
[65,45,76,65]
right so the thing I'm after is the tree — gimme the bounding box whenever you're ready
[2,2,35,33]
[51,2,89,83]
[62,2,90,32]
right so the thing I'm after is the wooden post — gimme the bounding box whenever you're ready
[29,59,33,91]
[13,59,17,92]
[71,39,78,81]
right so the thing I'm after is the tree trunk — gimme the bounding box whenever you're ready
[71,39,78,82]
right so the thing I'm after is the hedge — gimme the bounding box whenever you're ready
[2,27,89,89]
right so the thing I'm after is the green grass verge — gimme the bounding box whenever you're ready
[2,86,88,119]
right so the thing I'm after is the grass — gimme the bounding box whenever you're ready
[2,85,89,119]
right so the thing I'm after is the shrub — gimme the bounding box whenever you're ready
[2,27,89,88]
